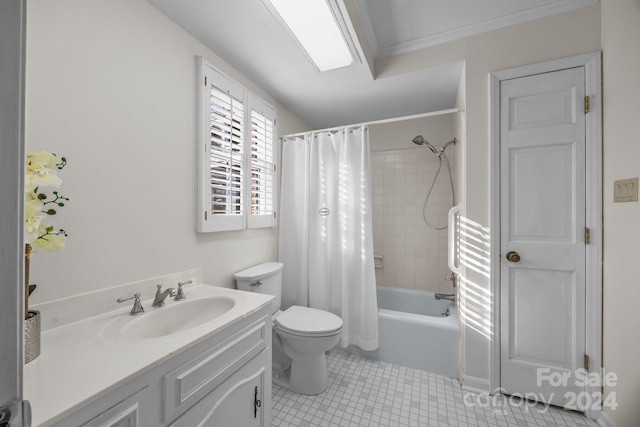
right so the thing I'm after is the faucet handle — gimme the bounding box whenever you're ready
[116,293,144,315]
[445,272,457,288]
[175,280,191,301]
[155,284,163,294]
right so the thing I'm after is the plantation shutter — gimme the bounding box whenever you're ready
[198,65,246,232]
[197,58,277,233]
[248,95,276,229]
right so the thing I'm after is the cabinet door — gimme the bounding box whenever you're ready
[170,350,269,427]
[82,387,150,427]
[162,316,268,422]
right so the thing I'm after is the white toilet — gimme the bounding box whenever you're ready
[234,262,343,395]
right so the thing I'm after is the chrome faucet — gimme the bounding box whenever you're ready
[117,293,144,315]
[175,280,192,301]
[152,284,176,307]
[435,293,456,302]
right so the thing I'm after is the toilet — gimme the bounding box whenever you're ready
[234,262,343,395]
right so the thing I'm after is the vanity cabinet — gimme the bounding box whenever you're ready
[50,307,271,427]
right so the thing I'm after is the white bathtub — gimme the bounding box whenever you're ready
[345,286,459,378]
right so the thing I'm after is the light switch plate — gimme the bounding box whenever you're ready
[614,177,638,202]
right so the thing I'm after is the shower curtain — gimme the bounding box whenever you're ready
[279,126,379,351]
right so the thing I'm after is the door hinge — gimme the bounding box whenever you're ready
[584,353,590,371]
[205,211,208,221]
[584,96,590,114]
[273,211,277,219]
[584,227,590,244]
[204,76,208,86]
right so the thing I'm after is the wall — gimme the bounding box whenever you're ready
[25,0,310,304]
[369,115,457,293]
[601,0,640,425]
[374,4,601,393]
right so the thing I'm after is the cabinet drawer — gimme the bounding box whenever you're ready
[163,316,268,421]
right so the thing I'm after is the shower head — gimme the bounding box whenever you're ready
[411,135,426,145]
[411,135,440,156]
[412,135,457,157]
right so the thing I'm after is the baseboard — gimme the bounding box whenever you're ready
[597,412,618,427]
[461,375,491,394]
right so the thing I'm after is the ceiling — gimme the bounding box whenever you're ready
[146,0,598,130]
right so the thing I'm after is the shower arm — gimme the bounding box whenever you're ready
[441,138,457,152]
[434,138,457,157]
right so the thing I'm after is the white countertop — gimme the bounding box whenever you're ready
[23,284,273,427]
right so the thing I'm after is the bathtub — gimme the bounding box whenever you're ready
[345,286,459,378]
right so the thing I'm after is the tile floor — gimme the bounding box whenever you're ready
[272,349,597,427]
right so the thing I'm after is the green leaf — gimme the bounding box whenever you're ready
[46,209,57,215]
[28,284,37,296]
[38,193,47,200]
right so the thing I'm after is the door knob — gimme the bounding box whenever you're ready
[506,251,521,263]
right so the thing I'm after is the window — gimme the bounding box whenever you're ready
[197,58,276,232]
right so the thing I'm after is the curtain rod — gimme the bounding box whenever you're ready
[280,107,465,139]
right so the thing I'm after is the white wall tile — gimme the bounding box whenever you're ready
[371,146,454,293]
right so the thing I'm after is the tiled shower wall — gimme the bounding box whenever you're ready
[370,147,456,294]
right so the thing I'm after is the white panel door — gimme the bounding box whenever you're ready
[500,67,586,409]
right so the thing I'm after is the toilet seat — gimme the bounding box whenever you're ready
[275,305,343,337]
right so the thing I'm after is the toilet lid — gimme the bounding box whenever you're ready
[275,306,343,336]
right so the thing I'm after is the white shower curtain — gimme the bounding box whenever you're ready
[279,126,379,351]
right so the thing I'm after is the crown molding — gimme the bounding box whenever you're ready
[357,0,600,59]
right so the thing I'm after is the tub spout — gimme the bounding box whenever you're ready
[435,293,455,302]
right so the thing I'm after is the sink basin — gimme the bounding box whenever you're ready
[123,297,236,339]
[102,296,237,341]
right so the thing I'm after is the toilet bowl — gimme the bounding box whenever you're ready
[234,262,343,395]
[273,305,342,394]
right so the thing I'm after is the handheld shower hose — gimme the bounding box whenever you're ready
[412,136,457,230]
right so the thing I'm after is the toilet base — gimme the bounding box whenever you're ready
[272,352,328,395]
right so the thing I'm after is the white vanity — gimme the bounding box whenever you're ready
[24,272,273,427]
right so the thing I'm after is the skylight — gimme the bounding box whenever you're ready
[264,0,355,72]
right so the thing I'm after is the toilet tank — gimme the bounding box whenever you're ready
[233,262,283,313]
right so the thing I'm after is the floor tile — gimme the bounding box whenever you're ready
[272,350,597,427]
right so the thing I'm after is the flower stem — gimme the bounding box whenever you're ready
[25,244,32,320]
